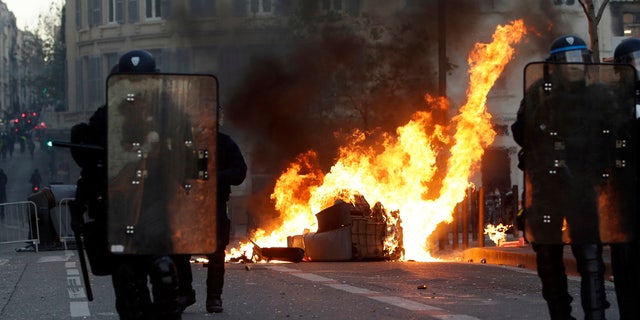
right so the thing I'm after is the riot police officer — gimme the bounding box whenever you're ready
[512,35,610,320]
[611,37,640,320]
[174,106,247,313]
[71,50,182,320]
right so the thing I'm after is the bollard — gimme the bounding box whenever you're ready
[478,187,485,248]
[462,189,469,249]
[452,203,459,250]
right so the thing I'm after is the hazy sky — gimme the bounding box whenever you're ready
[3,0,64,30]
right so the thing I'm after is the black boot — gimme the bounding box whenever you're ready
[534,243,576,320]
[206,251,226,313]
[611,243,639,320]
[206,294,223,313]
[174,255,196,312]
[572,244,607,320]
[112,258,152,320]
[150,256,182,320]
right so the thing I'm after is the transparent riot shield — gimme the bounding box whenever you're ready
[521,62,637,244]
[106,73,218,254]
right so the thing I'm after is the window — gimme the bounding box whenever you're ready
[75,0,82,29]
[75,60,84,110]
[88,0,102,27]
[554,0,575,5]
[190,0,216,17]
[232,0,275,17]
[88,56,103,109]
[106,53,119,73]
[146,0,162,19]
[321,0,343,11]
[232,0,246,17]
[108,0,124,23]
[251,0,274,16]
[128,0,139,23]
[623,12,640,37]
[321,0,360,17]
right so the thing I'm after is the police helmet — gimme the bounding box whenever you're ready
[614,38,640,73]
[117,50,158,73]
[547,35,592,63]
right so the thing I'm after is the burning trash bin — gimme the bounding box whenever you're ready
[289,197,402,262]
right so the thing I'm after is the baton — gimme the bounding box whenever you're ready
[47,140,104,151]
[75,231,94,301]
[70,202,94,301]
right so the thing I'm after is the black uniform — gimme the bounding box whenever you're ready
[174,131,247,313]
[71,105,182,320]
[512,67,613,320]
[610,37,640,320]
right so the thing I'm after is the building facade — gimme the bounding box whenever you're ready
[0,1,17,121]
[63,0,640,235]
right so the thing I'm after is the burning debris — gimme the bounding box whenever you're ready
[229,196,402,263]
[484,223,512,246]
[230,20,527,263]
[287,196,403,262]
[484,223,526,247]
[250,240,305,263]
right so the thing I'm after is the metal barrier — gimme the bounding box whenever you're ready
[0,201,40,251]
[56,198,75,249]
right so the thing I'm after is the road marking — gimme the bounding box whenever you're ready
[66,256,91,317]
[70,301,90,317]
[370,295,441,311]
[37,255,69,263]
[267,266,481,320]
[325,283,376,294]
[291,272,334,282]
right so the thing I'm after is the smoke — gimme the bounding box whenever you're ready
[167,1,588,231]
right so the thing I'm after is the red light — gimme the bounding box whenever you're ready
[21,113,26,118]
[32,112,37,117]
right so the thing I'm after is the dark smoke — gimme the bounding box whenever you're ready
[168,1,584,233]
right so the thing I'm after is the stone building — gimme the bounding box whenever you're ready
[62,0,640,236]
[0,1,17,120]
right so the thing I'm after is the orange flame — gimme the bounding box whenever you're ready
[240,20,526,262]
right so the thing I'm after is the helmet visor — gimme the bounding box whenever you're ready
[621,51,640,73]
[552,49,592,63]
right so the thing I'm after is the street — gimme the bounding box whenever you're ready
[0,137,623,320]
[0,244,621,320]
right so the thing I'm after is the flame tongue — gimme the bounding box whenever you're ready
[246,20,527,262]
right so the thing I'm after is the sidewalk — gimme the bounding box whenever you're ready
[456,241,614,279]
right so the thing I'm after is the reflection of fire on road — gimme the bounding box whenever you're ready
[229,20,527,263]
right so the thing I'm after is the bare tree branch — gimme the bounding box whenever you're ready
[577,0,610,62]
[595,0,611,24]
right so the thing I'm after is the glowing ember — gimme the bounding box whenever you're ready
[234,20,527,262]
[484,223,513,246]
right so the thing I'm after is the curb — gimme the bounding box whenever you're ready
[459,246,613,279]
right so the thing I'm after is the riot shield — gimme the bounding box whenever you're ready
[106,73,218,254]
[521,62,637,244]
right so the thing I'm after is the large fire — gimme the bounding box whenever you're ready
[231,20,527,262]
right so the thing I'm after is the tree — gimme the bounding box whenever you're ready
[33,2,66,111]
[283,2,446,134]
[577,0,610,62]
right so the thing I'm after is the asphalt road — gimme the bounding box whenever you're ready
[0,244,621,320]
